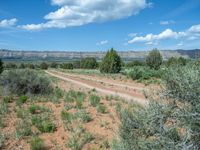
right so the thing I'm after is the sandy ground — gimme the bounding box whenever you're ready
[1,69,153,150]
[46,70,148,105]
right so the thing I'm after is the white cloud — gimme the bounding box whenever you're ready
[145,41,158,45]
[188,24,200,33]
[187,36,199,41]
[97,40,108,45]
[0,18,17,27]
[177,41,183,46]
[128,24,200,44]
[21,0,150,30]
[160,20,175,25]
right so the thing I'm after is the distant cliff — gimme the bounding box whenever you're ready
[0,49,200,61]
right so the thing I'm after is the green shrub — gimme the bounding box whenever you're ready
[53,87,64,99]
[0,59,3,74]
[19,63,26,69]
[164,64,200,148]
[127,66,163,81]
[146,49,163,70]
[61,111,74,123]
[166,57,188,67]
[29,105,39,114]
[97,105,107,114]
[0,69,53,95]
[60,63,73,69]
[89,94,100,107]
[16,95,28,106]
[72,61,81,69]
[29,105,46,114]
[27,63,36,69]
[113,64,200,150]
[125,60,145,68]
[3,96,13,103]
[40,62,48,70]
[32,116,55,133]
[80,57,98,69]
[4,63,17,69]
[100,48,122,73]
[112,102,184,150]
[30,136,44,150]
[50,62,58,68]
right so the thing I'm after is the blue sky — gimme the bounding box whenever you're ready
[0,0,200,51]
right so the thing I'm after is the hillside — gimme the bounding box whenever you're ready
[0,49,200,61]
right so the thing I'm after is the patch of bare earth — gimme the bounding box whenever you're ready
[0,90,124,149]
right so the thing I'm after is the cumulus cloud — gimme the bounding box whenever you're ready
[128,24,200,44]
[96,40,108,45]
[21,0,150,30]
[0,18,17,27]
[188,24,200,33]
[160,20,175,25]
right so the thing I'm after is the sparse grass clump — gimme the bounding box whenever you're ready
[53,87,64,99]
[61,111,74,124]
[65,90,85,104]
[31,115,55,133]
[16,108,29,119]
[30,136,44,150]
[29,105,46,114]
[97,104,107,114]
[0,133,5,148]
[67,126,93,150]
[3,96,13,103]
[89,94,100,107]
[0,101,8,127]
[15,120,32,139]
[75,110,92,123]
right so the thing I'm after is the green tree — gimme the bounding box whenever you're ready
[26,63,35,69]
[60,63,73,69]
[73,61,81,69]
[50,62,58,68]
[19,63,26,69]
[80,57,98,69]
[5,63,17,69]
[0,59,3,74]
[40,62,48,70]
[100,48,122,73]
[146,49,163,70]
[167,57,187,66]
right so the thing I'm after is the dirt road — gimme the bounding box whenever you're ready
[46,70,148,105]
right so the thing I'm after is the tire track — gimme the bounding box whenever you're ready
[46,70,148,105]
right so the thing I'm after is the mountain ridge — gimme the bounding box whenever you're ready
[0,49,200,61]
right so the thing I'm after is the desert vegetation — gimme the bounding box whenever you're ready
[0,49,199,150]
